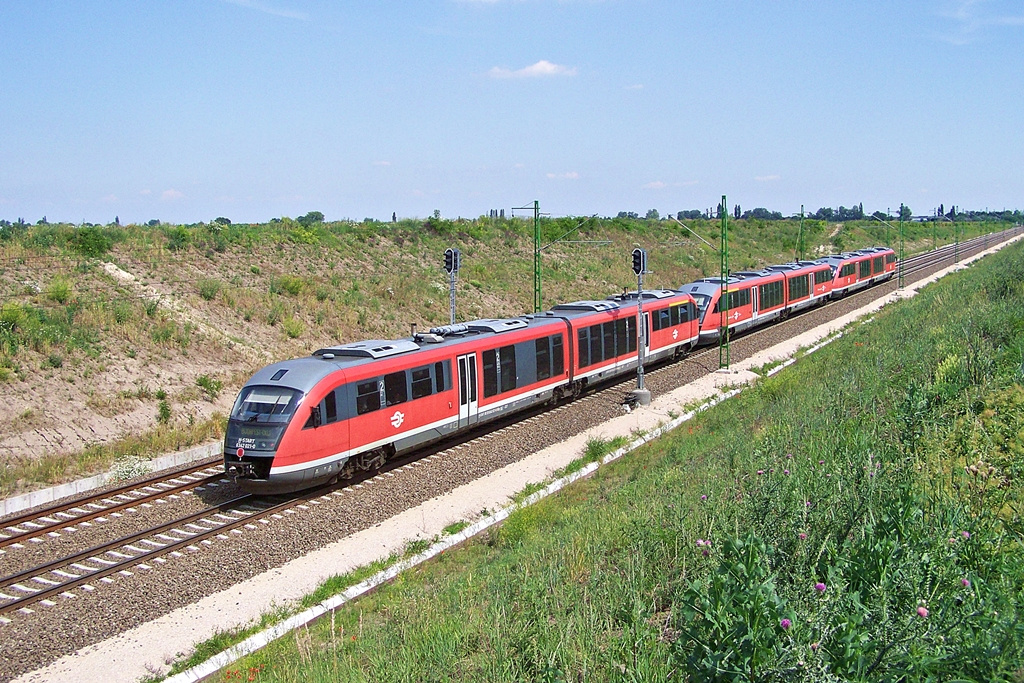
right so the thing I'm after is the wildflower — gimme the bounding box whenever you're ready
[949,538,957,544]
[780,618,792,630]
[696,539,707,546]
[805,501,811,507]
[815,582,826,593]
[799,532,807,540]
[962,531,971,539]
[810,642,819,652]
[757,470,764,475]
[784,469,790,475]
[787,453,793,459]
[917,606,929,618]
[961,578,971,587]
[701,494,707,501]
[819,460,825,465]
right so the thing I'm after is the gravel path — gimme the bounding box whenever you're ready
[0,242,991,681]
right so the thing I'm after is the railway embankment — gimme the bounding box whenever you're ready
[19,234,1023,682]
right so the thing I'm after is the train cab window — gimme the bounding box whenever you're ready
[859,260,871,278]
[324,390,337,423]
[886,253,896,264]
[840,263,856,278]
[577,329,590,368]
[602,322,616,360]
[411,367,433,400]
[535,337,551,381]
[499,345,517,393]
[231,386,302,424]
[356,380,382,415]
[552,334,564,375]
[873,256,883,273]
[384,371,408,406]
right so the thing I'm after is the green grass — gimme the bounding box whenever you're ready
[197,240,1024,682]
[0,416,225,497]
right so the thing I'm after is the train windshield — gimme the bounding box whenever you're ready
[691,293,712,315]
[231,386,302,423]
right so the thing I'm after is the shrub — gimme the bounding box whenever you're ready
[197,279,221,301]
[72,226,112,257]
[281,316,304,339]
[196,374,222,401]
[46,277,72,304]
[157,400,171,423]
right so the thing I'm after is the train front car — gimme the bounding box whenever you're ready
[224,358,344,494]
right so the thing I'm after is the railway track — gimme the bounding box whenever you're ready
[0,227,1018,626]
[0,459,225,550]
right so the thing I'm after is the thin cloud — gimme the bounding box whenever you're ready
[755,175,781,182]
[546,171,580,180]
[139,189,152,196]
[219,0,307,20]
[937,0,1024,44]
[626,84,644,90]
[643,180,699,189]
[489,60,578,79]
[161,189,184,201]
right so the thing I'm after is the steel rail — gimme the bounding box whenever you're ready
[0,460,224,549]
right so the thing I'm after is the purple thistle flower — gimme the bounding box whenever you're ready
[757,470,764,475]
[814,582,826,593]
[780,618,792,630]
[962,531,971,539]
[798,532,807,540]
[917,606,929,618]
[701,494,707,501]
[784,469,790,476]
[961,578,971,587]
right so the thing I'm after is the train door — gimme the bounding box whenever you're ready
[457,353,478,428]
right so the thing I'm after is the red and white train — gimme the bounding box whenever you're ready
[225,289,698,492]
[224,247,895,493]
[683,247,896,343]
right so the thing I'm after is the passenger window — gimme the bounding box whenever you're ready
[411,367,432,400]
[384,371,407,406]
[483,349,499,397]
[589,325,602,365]
[434,361,448,392]
[499,345,517,393]
[552,334,564,375]
[535,337,551,381]
[577,329,590,368]
[602,322,616,360]
[356,380,381,415]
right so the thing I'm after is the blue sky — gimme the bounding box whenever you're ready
[1,1,1021,224]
